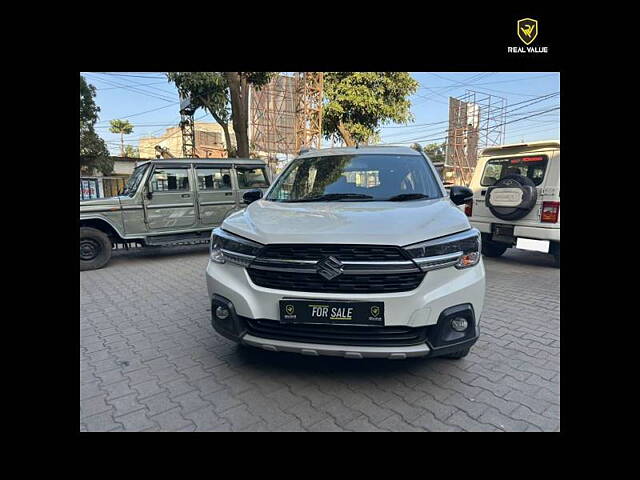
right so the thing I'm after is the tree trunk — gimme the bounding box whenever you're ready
[337,121,356,146]
[120,132,124,156]
[224,72,250,158]
[209,109,234,157]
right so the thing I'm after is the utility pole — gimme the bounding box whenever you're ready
[179,94,196,158]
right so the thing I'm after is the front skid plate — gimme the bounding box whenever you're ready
[241,333,430,359]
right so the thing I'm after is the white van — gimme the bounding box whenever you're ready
[465,141,560,267]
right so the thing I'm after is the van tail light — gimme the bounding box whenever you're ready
[464,200,473,217]
[541,201,560,223]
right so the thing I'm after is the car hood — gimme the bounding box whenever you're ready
[222,198,470,246]
[80,196,122,211]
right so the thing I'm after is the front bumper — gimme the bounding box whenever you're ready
[206,256,485,359]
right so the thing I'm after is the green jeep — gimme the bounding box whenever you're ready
[80,158,271,271]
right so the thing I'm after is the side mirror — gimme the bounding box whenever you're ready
[243,189,263,205]
[449,185,473,205]
[146,188,153,200]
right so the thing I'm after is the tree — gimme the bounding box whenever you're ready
[167,72,276,158]
[123,145,139,158]
[80,75,112,175]
[322,72,419,146]
[423,142,447,163]
[222,72,275,157]
[166,72,233,156]
[109,119,134,157]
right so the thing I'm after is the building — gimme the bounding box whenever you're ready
[138,122,235,159]
[80,156,152,200]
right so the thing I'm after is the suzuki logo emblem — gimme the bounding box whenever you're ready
[316,256,344,280]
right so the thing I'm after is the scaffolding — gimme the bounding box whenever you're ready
[446,91,506,186]
[249,73,323,173]
[295,72,323,151]
[249,75,298,160]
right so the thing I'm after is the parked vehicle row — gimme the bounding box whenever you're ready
[80,140,559,361]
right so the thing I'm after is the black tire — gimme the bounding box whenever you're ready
[482,241,508,257]
[80,227,112,271]
[486,174,538,221]
[442,347,470,359]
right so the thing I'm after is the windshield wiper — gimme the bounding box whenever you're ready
[289,193,374,202]
[386,193,431,201]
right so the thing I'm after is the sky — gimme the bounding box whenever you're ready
[83,72,560,156]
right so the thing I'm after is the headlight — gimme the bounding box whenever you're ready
[403,228,481,271]
[209,228,263,267]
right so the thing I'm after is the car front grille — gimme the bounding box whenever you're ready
[243,317,429,347]
[247,243,424,293]
[247,268,425,293]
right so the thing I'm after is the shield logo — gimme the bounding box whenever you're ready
[517,18,538,45]
[371,306,380,317]
[286,305,294,315]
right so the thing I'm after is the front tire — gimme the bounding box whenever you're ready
[80,227,112,271]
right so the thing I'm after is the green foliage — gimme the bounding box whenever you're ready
[80,75,112,175]
[322,72,419,145]
[423,142,447,163]
[109,119,134,135]
[124,145,139,158]
[167,72,277,157]
[244,72,276,89]
[166,72,230,124]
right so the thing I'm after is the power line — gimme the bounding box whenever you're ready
[85,74,176,103]
[382,93,559,142]
[91,72,166,79]
[381,107,560,145]
[96,81,170,91]
[96,102,179,124]
[420,73,557,90]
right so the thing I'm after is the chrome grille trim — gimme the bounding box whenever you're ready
[249,257,420,275]
[413,252,463,272]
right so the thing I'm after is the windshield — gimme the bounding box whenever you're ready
[266,154,442,202]
[121,164,149,196]
[481,155,548,187]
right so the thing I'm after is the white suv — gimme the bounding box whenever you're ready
[465,141,560,267]
[205,146,486,360]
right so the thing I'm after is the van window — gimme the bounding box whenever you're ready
[480,155,548,187]
[237,166,269,189]
[150,167,190,192]
[197,168,232,191]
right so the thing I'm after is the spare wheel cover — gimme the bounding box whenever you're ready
[486,174,537,221]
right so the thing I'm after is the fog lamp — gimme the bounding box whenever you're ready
[450,317,468,332]
[215,306,230,320]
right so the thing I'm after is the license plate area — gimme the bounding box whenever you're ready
[491,223,515,244]
[279,299,384,326]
